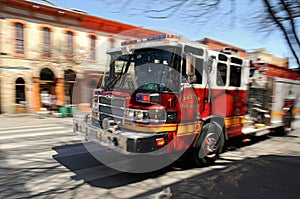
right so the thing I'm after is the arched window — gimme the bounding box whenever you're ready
[15,23,24,54]
[43,27,51,57]
[64,69,76,82]
[16,77,25,104]
[64,70,76,104]
[40,68,55,108]
[40,68,55,81]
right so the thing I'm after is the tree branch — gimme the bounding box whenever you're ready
[263,0,300,67]
[280,0,300,48]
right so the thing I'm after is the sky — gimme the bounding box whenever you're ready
[33,0,296,68]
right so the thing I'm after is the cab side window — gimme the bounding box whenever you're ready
[217,63,227,86]
[195,57,203,84]
[182,45,204,84]
[229,65,241,87]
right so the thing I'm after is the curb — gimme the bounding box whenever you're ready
[0,113,74,119]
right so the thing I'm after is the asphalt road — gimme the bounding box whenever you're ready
[0,115,299,199]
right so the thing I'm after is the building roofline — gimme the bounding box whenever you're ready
[1,0,162,38]
[198,37,246,52]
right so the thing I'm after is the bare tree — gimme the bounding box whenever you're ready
[99,0,300,69]
[252,0,300,67]
[41,0,56,6]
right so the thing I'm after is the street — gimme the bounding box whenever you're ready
[0,115,299,199]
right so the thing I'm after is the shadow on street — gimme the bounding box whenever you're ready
[134,154,300,199]
[51,132,296,191]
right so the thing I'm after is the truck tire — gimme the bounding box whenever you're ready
[193,121,225,166]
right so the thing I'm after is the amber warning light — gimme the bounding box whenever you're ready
[121,34,181,46]
[156,137,165,147]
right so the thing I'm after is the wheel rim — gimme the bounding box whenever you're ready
[203,132,219,158]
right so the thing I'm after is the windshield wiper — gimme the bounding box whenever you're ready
[105,55,133,90]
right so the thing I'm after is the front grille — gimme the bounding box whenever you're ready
[98,95,126,125]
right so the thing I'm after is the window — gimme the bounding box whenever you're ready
[182,56,203,84]
[15,23,24,54]
[109,38,115,49]
[89,35,96,60]
[218,54,228,61]
[43,27,51,57]
[195,57,203,84]
[231,57,243,65]
[184,45,204,56]
[64,70,76,104]
[66,31,74,58]
[16,77,25,104]
[229,65,242,87]
[216,63,227,86]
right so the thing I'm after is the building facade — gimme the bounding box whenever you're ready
[248,48,289,68]
[199,38,249,59]
[0,0,160,114]
[199,38,289,68]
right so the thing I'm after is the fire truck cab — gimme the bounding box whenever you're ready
[73,34,300,166]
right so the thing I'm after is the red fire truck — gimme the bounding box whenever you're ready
[73,34,300,167]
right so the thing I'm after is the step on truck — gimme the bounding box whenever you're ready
[73,34,300,168]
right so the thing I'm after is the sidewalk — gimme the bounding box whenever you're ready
[0,110,89,119]
[0,112,69,119]
[136,120,300,199]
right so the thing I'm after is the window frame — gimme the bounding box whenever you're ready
[229,65,242,87]
[66,31,74,59]
[108,38,115,49]
[216,62,228,87]
[15,77,26,104]
[15,22,25,55]
[89,35,96,61]
[42,27,51,57]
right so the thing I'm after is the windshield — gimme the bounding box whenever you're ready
[103,46,181,93]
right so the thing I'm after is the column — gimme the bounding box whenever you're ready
[32,77,40,112]
[55,78,65,106]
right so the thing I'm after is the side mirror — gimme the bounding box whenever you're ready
[121,47,129,55]
[207,56,214,73]
[186,54,196,83]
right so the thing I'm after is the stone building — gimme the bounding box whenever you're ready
[248,48,289,68]
[0,0,160,114]
[199,38,289,68]
[198,38,248,59]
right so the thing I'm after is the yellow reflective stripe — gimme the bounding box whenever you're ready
[177,122,199,136]
[271,111,284,118]
[225,116,245,128]
[292,108,300,115]
[123,122,177,133]
[271,109,300,118]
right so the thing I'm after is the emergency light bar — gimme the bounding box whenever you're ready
[121,34,181,46]
[121,40,138,46]
[221,47,239,55]
[147,35,167,41]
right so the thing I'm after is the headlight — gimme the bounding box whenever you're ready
[125,109,176,123]
[128,110,134,118]
[126,110,134,120]
[136,111,143,120]
[149,110,166,121]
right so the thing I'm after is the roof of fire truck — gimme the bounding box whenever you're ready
[106,34,247,65]
[106,34,208,54]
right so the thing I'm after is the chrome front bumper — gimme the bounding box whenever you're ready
[73,114,168,154]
